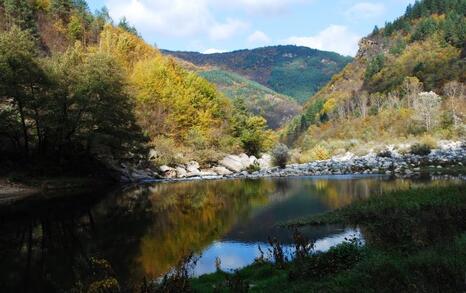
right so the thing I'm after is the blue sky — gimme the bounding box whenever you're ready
[87,0,415,56]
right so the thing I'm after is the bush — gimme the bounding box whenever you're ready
[309,145,330,161]
[377,149,392,158]
[246,161,261,174]
[271,144,290,168]
[410,143,432,156]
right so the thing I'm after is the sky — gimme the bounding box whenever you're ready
[87,0,416,56]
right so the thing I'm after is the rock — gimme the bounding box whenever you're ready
[220,155,245,172]
[199,169,218,177]
[148,149,158,161]
[186,161,200,173]
[175,167,187,178]
[164,169,177,179]
[257,154,272,169]
[159,165,173,173]
[239,153,252,168]
[212,166,233,175]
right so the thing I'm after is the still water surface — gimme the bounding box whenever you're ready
[0,175,455,291]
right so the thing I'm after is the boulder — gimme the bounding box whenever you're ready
[164,169,177,179]
[159,165,173,173]
[212,166,233,175]
[148,149,158,161]
[186,161,200,173]
[175,167,187,178]
[199,169,218,177]
[257,154,272,169]
[239,153,252,168]
[220,155,244,172]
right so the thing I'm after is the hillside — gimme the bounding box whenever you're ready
[198,69,301,129]
[283,0,465,160]
[163,46,352,103]
[0,0,276,174]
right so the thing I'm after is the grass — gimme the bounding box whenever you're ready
[190,184,466,292]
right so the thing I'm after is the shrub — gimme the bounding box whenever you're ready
[377,149,392,158]
[310,145,330,161]
[246,161,261,174]
[271,144,290,168]
[410,143,432,156]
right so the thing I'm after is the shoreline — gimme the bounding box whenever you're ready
[127,147,466,183]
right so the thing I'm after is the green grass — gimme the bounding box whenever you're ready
[191,184,466,292]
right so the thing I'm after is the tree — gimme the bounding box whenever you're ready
[412,91,442,131]
[443,81,465,128]
[401,76,423,108]
[365,54,385,81]
[0,26,47,156]
[2,0,37,34]
[118,17,138,36]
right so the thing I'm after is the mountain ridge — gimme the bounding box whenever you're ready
[162,45,352,103]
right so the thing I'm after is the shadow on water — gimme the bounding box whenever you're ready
[0,175,458,291]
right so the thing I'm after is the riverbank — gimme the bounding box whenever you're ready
[190,184,466,292]
[123,142,466,182]
[0,176,114,205]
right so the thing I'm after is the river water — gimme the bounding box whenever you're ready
[0,175,457,291]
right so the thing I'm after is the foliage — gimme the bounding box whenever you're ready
[199,69,301,129]
[271,143,290,168]
[231,98,275,157]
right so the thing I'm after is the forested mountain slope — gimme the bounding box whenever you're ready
[163,46,352,103]
[283,0,465,160]
[198,69,301,129]
[0,0,275,175]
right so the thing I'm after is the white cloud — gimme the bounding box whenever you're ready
[209,19,248,40]
[247,30,270,44]
[203,48,226,54]
[345,2,385,20]
[285,25,362,56]
[105,0,247,40]
[217,0,311,14]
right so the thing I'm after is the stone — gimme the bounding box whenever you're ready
[212,166,233,175]
[186,161,200,173]
[199,169,218,177]
[175,167,187,178]
[159,165,173,173]
[257,154,272,169]
[148,149,158,161]
[220,155,244,172]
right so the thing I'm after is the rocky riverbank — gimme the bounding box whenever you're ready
[119,141,466,182]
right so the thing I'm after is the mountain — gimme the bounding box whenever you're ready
[284,0,465,157]
[162,46,353,103]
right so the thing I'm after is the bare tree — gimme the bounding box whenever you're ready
[413,92,442,131]
[402,76,423,108]
[443,81,465,128]
[357,92,369,118]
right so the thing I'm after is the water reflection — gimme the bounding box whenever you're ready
[0,176,455,291]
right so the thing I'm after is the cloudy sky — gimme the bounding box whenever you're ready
[88,0,415,56]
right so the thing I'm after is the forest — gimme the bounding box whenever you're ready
[0,0,275,177]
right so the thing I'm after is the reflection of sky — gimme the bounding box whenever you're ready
[193,228,361,276]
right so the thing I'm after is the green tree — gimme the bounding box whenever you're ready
[118,17,138,36]
[0,27,47,156]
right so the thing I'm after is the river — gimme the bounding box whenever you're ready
[0,175,458,291]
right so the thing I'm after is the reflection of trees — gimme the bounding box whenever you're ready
[137,179,276,278]
[0,192,103,292]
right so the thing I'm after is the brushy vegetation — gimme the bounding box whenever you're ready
[271,143,290,168]
[191,184,466,292]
